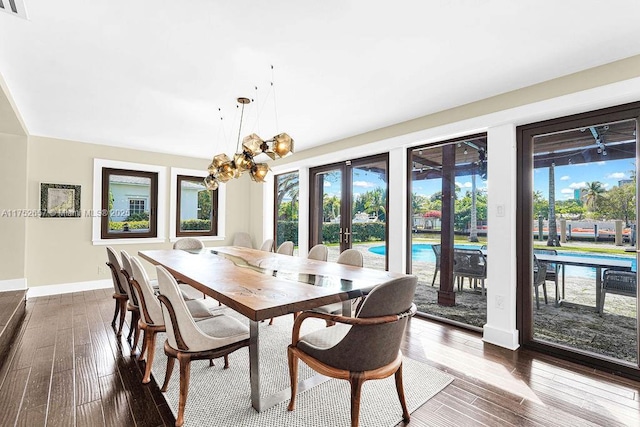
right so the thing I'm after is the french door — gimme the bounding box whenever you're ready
[309,154,388,270]
[518,102,640,378]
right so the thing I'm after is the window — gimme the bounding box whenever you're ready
[101,168,158,239]
[176,175,218,237]
[275,171,299,249]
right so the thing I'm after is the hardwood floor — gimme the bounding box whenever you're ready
[0,288,638,426]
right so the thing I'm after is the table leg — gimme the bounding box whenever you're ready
[249,320,262,411]
[342,300,352,317]
[595,267,602,312]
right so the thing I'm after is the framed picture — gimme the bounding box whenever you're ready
[40,183,81,218]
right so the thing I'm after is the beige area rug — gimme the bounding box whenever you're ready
[151,308,453,427]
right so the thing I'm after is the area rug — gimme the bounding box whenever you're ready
[150,309,453,427]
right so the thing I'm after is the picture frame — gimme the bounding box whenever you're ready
[40,183,81,218]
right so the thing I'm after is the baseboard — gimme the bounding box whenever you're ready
[482,325,520,350]
[27,279,112,299]
[0,278,27,292]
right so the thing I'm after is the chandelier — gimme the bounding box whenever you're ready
[204,97,294,190]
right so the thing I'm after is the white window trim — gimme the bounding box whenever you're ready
[169,167,226,242]
[92,159,167,245]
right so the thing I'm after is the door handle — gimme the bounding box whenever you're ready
[339,227,343,243]
[344,228,351,244]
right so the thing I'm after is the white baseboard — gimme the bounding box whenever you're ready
[0,278,27,292]
[27,279,112,299]
[482,325,520,350]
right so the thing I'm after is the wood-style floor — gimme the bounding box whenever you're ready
[0,288,638,426]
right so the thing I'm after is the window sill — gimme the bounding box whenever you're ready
[92,237,167,246]
[169,236,225,243]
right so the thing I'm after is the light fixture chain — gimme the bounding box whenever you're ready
[271,64,279,131]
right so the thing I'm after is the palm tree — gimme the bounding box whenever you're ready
[547,163,560,247]
[584,181,605,211]
[468,172,478,242]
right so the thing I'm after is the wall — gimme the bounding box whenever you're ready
[25,135,251,287]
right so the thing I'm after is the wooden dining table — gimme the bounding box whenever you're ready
[138,246,408,412]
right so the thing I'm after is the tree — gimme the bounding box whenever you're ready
[197,190,212,220]
[555,199,585,218]
[533,190,549,219]
[584,181,605,211]
[276,172,299,209]
[469,172,478,242]
[600,183,636,225]
[547,164,560,246]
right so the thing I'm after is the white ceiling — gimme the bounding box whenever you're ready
[2,1,640,159]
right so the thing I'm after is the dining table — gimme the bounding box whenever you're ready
[138,246,408,412]
[534,252,634,309]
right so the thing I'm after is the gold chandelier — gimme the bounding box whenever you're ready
[204,97,294,190]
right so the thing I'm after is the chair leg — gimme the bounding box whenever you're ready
[431,268,438,286]
[111,299,120,328]
[394,363,410,423]
[127,311,136,342]
[175,354,192,427]
[161,356,175,392]
[131,312,141,354]
[349,372,365,427]
[542,283,548,305]
[287,348,299,411]
[142,330,157,384]
[117,299,127,336]
[138,329,148,362]
[268,317,274,325]
[534,284,540,310]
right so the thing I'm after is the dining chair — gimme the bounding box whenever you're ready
[453,248,487,296]
[287,275,418,427]
[156,265,250,427]
[431,244,441,286]
[260,238,274,252]
[533,248,560,300]
[276,241,294,255]
[115,249,142,352]
[128,256,222,384]
[533,255,549,310]
[106,247,129,336]
[173,237,205,250]
[599,269,637,315]
[232,232,253,248]
[307,244,328,261]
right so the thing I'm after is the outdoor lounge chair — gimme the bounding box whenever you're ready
[599,269,637,315]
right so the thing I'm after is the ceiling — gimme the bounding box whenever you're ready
[2,1,640,160]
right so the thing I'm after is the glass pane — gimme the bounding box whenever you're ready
[108,174,151,234]
[179,178,213,233]
[531,118,637,365]
[409,136,488,328]
[351,160,387,271]
[275,172,299,252]
[316,169,342,262]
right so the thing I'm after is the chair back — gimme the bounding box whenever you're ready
[533,248,559,275]
[602,269,637,297]
[533,255,548,287]
[173,237,205,250]
[337,249,363,267]
[323,275,417,372]
[130,256,164,326]
[260,238,274,252]
[431,244,441,268]
[232,232,253,248]
[453,248,486,279]
[307,244,328,261]
[277,241,294,255]
[119,250,139,307]
[106,246,128,297]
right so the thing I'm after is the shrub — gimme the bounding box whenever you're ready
[109,220,150,231]
[180,219,211,231]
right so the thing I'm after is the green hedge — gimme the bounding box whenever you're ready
[322,222,386,243]
[109,221,150,231]
[180,219,211,231]
[276,220,298,246]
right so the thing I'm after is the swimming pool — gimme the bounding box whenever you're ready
[368,243,636,278]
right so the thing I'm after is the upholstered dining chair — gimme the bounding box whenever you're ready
[232,232,253,248]
[307,244,329,261]
[128,256,220,384]
[173,237,205,250]
[106,247,129,337]
[156,265,250,427]
[287,275,418,427]
[113,249,142,352]
[260,238,274,252]
[533,255,549,310]
[276,240,294,255]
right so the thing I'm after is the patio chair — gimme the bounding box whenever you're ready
[599,269,637,315]
[533,248,560,301]
[453,248,487,296]
[431,244,441,286]
[533,255,548,310]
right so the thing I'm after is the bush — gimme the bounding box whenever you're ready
[180,219,211,231]
[109,221,150,231]
[276,220,299,245]
[321,222,386,243]
[126,212,149,222]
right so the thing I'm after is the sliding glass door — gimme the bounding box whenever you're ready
[309,154,388,269]
[518,103,640,376]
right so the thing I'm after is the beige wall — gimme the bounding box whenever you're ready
[25,136,251,287]
[0,133,28,281]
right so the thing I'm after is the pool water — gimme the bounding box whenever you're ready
[368,243,636,278]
